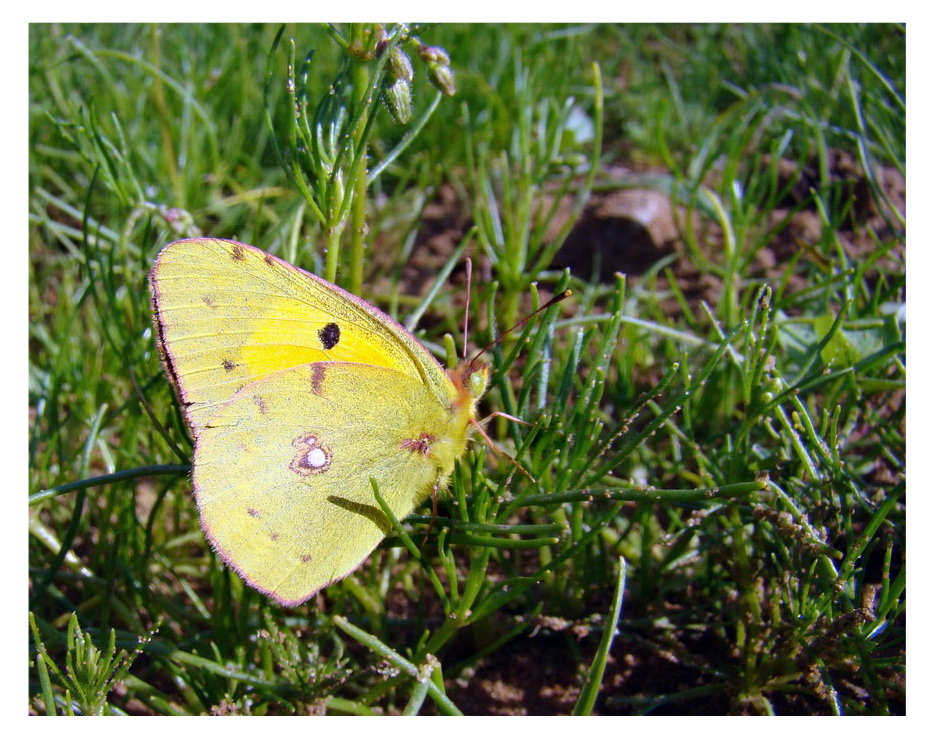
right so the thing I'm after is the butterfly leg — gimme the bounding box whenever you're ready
[419,480,441,547]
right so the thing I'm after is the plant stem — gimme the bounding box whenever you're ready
[347,23,370,294]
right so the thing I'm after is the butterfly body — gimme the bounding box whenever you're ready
[150,238,487,606]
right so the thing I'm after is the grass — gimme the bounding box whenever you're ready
[28,23,905,715]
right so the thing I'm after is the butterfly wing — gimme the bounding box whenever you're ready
[149,238,456,437]
[193,361,465,606]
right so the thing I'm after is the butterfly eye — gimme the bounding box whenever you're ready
[468,366,489,401]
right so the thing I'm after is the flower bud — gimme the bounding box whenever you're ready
[419,46,450,67]
[427,60,456,97]
[419,45,455,96]
[387,45,414,83]
[381,77,413,124]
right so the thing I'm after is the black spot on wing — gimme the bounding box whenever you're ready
[318,322,341,350]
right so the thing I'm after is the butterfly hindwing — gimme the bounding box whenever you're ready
[193,361,455,606]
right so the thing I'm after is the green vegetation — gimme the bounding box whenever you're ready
[29,23,905,714]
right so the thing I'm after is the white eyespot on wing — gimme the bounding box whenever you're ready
[289,434,332,476]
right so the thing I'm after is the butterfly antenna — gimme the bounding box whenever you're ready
[471,417,536,483]
[470,289,572,365]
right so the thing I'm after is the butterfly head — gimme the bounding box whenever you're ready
[449,358,490,410]
[466,360,490,404]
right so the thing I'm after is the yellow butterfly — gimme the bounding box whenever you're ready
[149,238,488,606]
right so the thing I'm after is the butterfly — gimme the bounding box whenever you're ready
[149,238,488,606]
